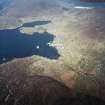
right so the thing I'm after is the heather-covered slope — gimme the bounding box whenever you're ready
[0,0,105,103]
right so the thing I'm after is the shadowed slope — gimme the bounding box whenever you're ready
[0,72,105,105]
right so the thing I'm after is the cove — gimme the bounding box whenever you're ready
[20,20,51,27]
[0,27,60,64]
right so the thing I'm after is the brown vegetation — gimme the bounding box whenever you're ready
[0,72,105,105]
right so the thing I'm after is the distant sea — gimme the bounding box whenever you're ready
[0,0,12,14]
[61,0,105,9]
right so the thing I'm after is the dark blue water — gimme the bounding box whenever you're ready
[21,20,51,27]
[0,27,60,64]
